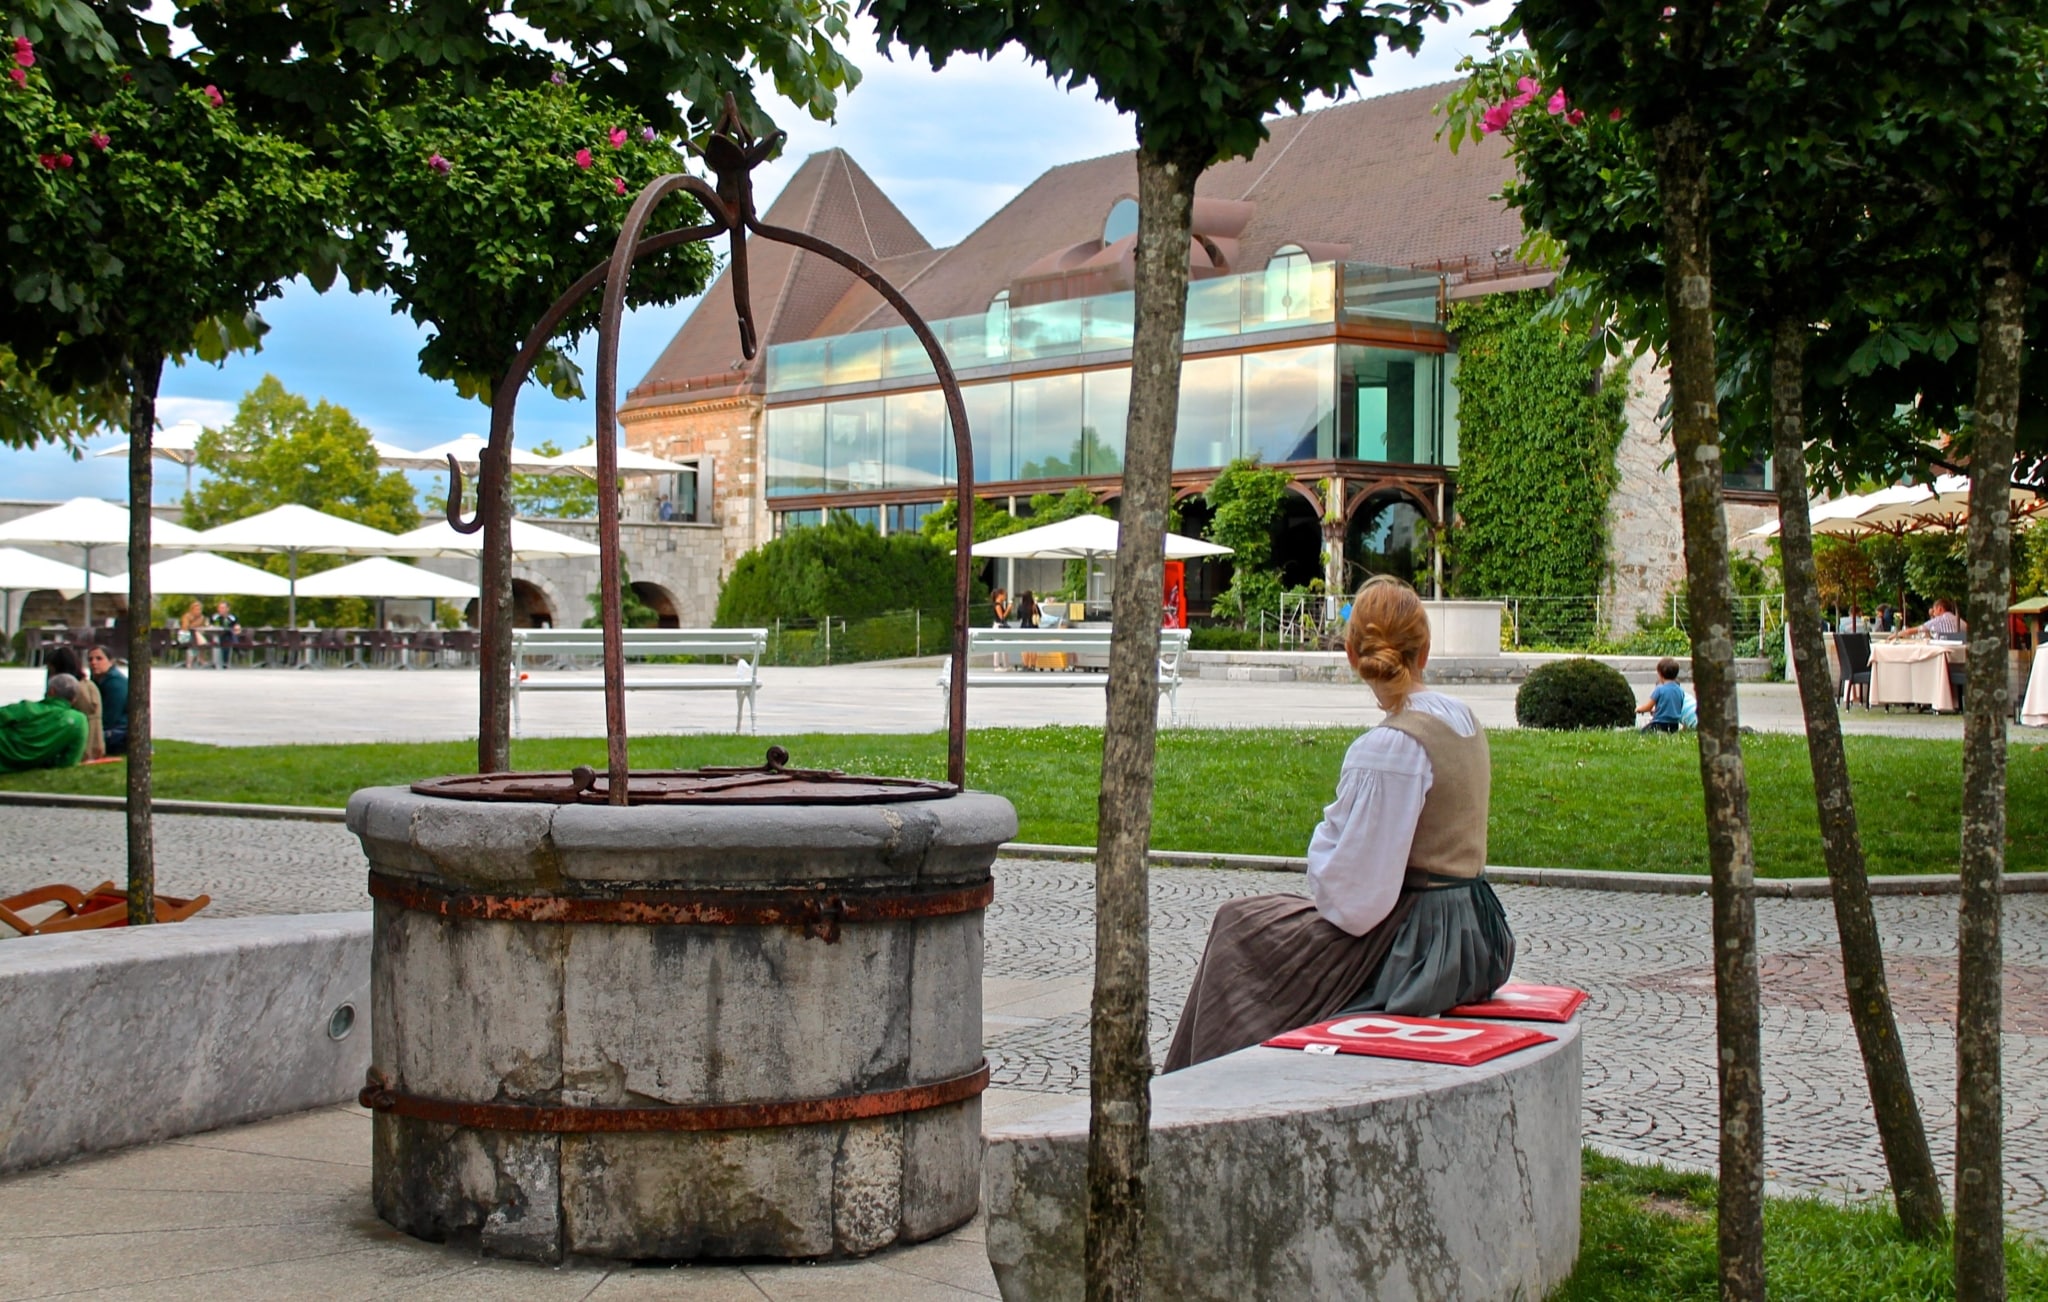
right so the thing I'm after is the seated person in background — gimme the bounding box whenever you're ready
[1875,604,1899,634]
[1163,576,1515,1072]
[1017,590,1040,629]
[1903,598,1966,639]
[87,644,128,755]
[43,646,102,760]
[0,674,90,773]
[1637,658,1687,734]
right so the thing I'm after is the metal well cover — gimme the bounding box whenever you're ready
[410,748,957,805]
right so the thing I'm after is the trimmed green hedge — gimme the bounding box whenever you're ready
[716,515,967,626]
[1516,657,1636,730]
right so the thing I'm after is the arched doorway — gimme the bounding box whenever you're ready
[1171,493,1230,614]
[511,579,555,629]
[1274,490,1324,590]
[630,581,682,629]
[1346,490,1434,595]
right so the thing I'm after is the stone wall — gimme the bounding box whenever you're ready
[620,395,768,569]
[417,519,725,630]
[1600,356,1780,638]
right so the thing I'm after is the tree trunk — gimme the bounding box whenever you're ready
[123,353,163,925]
[1084,142,1198,1302]
[1769,317,1945,1239]
[477,377,515,773]
[1651,110,1765,1302]
[1954,237,2026,1302]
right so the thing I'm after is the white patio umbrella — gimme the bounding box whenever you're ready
[190,504,410,627]
[378,433,561,474]
[1848,474,2038,533]
[293,556,481,599]
[92,419,209,496]
[0,547,91,640]
[968,513,1234,562]
[541,442,690,478]
[106,551,293,599]
[388,517,601,560]
[0,498,205,626]
[293,556,481,630]
[967,514,1233,609]
[387,517,599,627]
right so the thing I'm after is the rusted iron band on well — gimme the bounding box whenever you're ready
[366,871,994,930]
[358,1062,990,1133]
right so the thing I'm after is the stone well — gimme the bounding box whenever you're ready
[346,766,1016,1263]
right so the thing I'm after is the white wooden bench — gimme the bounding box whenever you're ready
[940,627,1191,721]
[511,628,766,733]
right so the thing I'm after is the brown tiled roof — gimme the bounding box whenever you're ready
[631,80,1523,394]
[623,149,933,408]
[830,80,1521,332]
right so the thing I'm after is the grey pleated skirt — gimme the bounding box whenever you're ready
[1161,876,1515,1073]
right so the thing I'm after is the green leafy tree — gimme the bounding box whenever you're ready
[2,13,338,926]
[716,514,964,625]
[509,440,602,519]
[868,3,1448,1291]
[1202,458,1292,622]
[1440,292,1625,600]
[182,376,420,626]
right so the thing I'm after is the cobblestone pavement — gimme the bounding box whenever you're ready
[6,805,2044,1232]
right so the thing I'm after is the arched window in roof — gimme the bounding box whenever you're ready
[1102,198,1139,247]
[1264,244,1313,324]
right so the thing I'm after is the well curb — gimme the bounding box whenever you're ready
[3,790,2040,896]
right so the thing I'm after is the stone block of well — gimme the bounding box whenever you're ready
[984,1021,1580,1301]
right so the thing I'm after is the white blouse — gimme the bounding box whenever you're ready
[1305,690,1480,937]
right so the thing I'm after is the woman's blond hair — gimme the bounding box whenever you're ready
[1344,576,1431,710]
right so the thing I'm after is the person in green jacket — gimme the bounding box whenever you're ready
[0,674,89,774]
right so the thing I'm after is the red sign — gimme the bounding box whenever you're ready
[1445,983,1589,1023]
[1262,1014,1555,1067]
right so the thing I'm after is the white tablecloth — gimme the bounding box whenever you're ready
[2024,653,2048,727]
[1868,641,1965,710]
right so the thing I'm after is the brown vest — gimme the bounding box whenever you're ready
[1375,709,1490,880]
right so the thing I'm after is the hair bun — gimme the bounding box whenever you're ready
[1342,576,1431,708]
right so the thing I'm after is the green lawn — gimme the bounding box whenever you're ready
[1563,1149,2048,1300]
[4,728,2042,878]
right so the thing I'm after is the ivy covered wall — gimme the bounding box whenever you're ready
[1442,291,1627,598]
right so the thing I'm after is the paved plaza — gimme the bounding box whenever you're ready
[0,660,2034,748]
[0,804,2043,1299]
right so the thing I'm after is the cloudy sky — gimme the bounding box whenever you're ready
[5,3,1512,505]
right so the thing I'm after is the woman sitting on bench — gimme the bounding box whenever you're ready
[1164,576,1516,1071]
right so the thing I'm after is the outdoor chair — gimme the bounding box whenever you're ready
[1948,661,1968,712]
[444,629,478,666]
[1837,632,1872,707]
[1,881,211,938]
[313,627,346,667]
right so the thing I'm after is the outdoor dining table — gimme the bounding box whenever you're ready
[1867,638,1967,710]
[2023,651,2048,727]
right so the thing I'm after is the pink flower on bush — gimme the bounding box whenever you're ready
[1610,108,1624,121]
[640,126,656,143]
[202,84,223,108]
[89,131,110,150]
[58,151,71,167]
[550,69,567,85]
[1565,109,1586,126]
[612,175,626,195]
[608,127,627,148]
[14,35,34,67]
[574,147,593,169]
[8,67,23,88]
[1547,89,1568,115]
[1479,101,1515,135]
[37,152,58,168]
[428,152,452,173]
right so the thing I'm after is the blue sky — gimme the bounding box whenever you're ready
[4,5,1511,505]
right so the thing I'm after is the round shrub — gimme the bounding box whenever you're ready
[1515,657,1636,730]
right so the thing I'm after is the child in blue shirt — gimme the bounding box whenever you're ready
[1637,657,1686,733]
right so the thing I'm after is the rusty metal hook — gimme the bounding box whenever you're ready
[444,453,484,534]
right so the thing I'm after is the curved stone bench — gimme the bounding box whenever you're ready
[984,1019,1580,1301]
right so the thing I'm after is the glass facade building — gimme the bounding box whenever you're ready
[762,261,1457,523]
